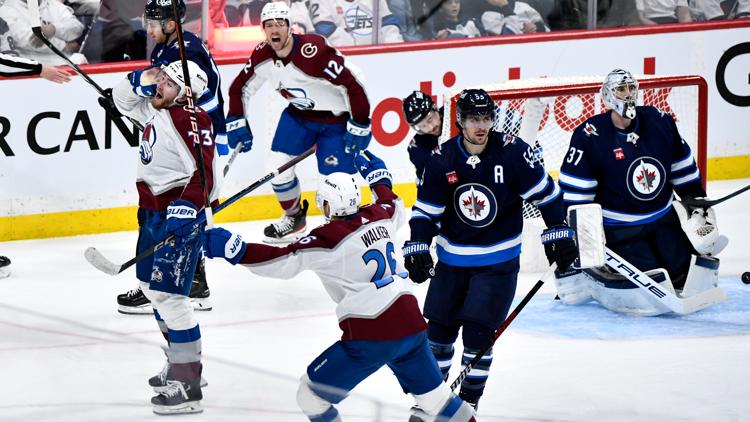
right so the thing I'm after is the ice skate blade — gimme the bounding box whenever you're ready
[117,305,153,315]
[152,401,203,415]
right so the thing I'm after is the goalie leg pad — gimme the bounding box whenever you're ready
[680,255,721,297]
[554,269,593,305]
[567,203,606,269]
[586,267,675,316]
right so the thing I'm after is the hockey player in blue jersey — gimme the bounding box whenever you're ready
[555,69,726,315]
[402,90,443,177]
[114,0,241,315]
[403,88,577,411]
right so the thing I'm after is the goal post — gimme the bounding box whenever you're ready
[439,75,708,272]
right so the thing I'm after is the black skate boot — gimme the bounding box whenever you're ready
[263,200,309,244]
[459,391,480,412]
[116,286,152,315]
[0,256,10,279]
[149,360,208,393]
[151,378,203,415]
[189,256,212,311]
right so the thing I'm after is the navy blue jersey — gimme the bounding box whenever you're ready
[151,32,228,155]
[409,132,565,267]
[559,106,704,227]
[407,132,439,178]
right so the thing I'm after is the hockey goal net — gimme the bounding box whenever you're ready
[439,75,708,272]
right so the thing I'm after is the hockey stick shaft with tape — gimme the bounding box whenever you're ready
[85,146,316,275]
[681,183,750,208]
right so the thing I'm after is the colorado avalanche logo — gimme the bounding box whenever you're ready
[278,84,315,110]
[140,122,157,165]
[453,183,497,228]
[626,157,666,201]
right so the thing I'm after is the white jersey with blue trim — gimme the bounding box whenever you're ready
[409,132,565,267]
[559,106,703,226]
[151,32,228,155]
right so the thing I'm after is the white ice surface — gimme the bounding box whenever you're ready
[0,179,748,421]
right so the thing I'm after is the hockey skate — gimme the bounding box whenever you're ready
[151,379,203,415]
[0,256,10,279]
[149,360,208,393]
[263,200,308,244]
[189,257,212,311]
[117,287,152,315]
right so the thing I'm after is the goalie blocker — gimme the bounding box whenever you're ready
[555,203,726,316]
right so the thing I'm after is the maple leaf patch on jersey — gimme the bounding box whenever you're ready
[453,183,498,228]
[626,156,666,201]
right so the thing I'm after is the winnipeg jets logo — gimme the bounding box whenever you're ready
[140,122,157,165]
[277,84,315,110]
[453,183,497,228]
[583,122,598,137]
[344,5,373,36]
[626,157,666,201]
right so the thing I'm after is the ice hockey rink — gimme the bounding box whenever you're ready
[1,178,748,422]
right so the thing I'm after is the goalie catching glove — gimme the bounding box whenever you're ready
[673,199,727,256]
[402,241,434,284]
[541,224,577,271]
[202,228,247,265]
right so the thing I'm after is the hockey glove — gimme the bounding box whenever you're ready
[541,224,577,271]
[97,88,122,119]
[355,150,392,189]
[344,118,372,154]
[226,116,254,153]
[166,200,201,239]
[128,65,159,97]
[202,227,247,265]
[402,241,435,284]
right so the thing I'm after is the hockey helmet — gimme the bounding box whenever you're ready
[601,69,639,119]
[316,172,361,220]
[161,60,208,101]
[402,91,436,126]
[144,0,186,22]
[260,1,291,24]
[455,88,496,128]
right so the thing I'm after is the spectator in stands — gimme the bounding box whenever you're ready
[687,0,750,19]
[0,0,87,65]
[281,0,314,34]
[636,0,693,24]
[308,0,404,45]
[548,0,640,29]
[427,0,482,39]
[81,0,146,63]
[225,0,265,27]
[465,0,549,35]
[387,0,426,41]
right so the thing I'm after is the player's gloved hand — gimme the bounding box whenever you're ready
[166,200,201,239]
[97,88,122,118]
[202,227,246,265]
[402,241,435,284]
[541,224,577,271]
[226,116,254,153]
[355,150,392,188]
[344,118,372,154]
[128,65,159,97]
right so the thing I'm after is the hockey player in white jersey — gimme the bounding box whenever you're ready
[227,2,373,243]
[308,0,404,46]
[556,69,726,316]
[201,151,476,422]
[111,60,220,414]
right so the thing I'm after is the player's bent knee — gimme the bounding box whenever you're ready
[148,291,197,330]
[297,374,337,419]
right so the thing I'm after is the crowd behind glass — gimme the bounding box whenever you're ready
[1,0,748,65]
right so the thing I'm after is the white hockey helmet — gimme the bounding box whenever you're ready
[316,172,361,220]
[601,69,639,119]
[260,1,291,24]
[161,60,208,100]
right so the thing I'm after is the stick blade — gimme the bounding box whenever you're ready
[84,247,122,276]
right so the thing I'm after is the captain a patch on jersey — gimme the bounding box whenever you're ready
[453,183,498,228]
[626,157,666,201]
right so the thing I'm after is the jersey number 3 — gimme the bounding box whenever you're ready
[362,241,397,289]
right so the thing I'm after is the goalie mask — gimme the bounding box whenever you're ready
[455,88,496,130]
[160,60,208,102]
[316,172,361,220]
[601,69,639,120]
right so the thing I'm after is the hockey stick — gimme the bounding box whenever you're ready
[416,0,449,25]
[26,0,144,136]
[681,183,750,208]
[84,146,315,275]
[449,266,553,391]
[223,146,241,176]
[604,248,725,315]
[170,0,213,228]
